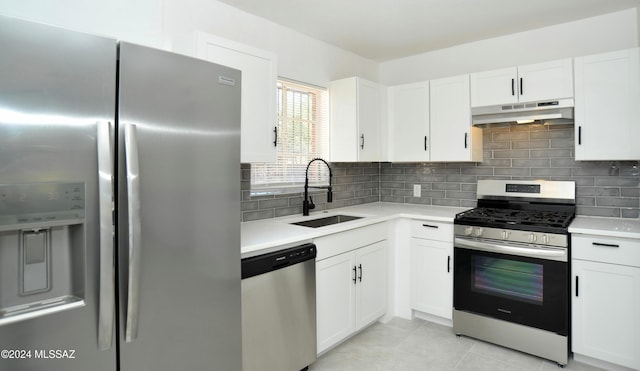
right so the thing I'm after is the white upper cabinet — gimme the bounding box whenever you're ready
[430,74,483,162]
[574,48,640,161]
[330,77,380,162]
[470,58,573,107]
[388,82,430,162]
[196,32,278,163]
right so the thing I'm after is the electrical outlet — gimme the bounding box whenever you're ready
[413,184,421,197]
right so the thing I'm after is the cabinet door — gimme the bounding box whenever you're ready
[388,82,430,162]
[357,78,380,161]
[410,238,453,319]
[574,48,640,160]
[470,66,517,107]
[572,260,640,369]
[196,32,278,163]
[330,77,380,162]
[329,77,357,162]
[517,58,573,103]
[316,252,356,354]
[355,241,387,330]
[430,74,482,162]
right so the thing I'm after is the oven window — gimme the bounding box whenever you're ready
[472,256,543,305]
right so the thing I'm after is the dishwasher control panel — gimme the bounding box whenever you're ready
[241,243,316,279]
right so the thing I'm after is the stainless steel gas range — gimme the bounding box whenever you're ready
[453,179,576,366]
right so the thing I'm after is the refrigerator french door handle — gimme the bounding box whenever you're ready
[124,123,142,343]
[97,121,115,350]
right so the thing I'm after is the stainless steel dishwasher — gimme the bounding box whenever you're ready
[241,243,317,371]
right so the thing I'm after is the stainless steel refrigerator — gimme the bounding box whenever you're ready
[0,15,242,371]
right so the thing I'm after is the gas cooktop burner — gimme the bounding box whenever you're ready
[455,180,577,234]
[455,207,575,230]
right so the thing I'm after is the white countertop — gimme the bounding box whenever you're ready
[241,202,468,258]
[242,202,640,257]
[569,216,640,240]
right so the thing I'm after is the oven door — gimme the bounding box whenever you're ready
[454,237,569,336]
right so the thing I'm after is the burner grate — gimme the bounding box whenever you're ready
[456,207,575,229]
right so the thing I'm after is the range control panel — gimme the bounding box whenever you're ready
[505,183,541,194]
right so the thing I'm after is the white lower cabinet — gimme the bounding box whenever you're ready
[572,234,640,370]
[410,238,452,319]
[316,251,356,353]
[354,242,387,329]
[315,226,387,354]
[409,220,454,320]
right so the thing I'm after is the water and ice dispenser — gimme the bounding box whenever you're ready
[0,183,86,325]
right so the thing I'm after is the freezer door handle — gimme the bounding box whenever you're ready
[124,123,142,343]
[97,121,115,350]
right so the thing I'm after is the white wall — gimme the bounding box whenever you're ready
[379,9,639,85]
[0,0,166,48]
[162,0,378,87]
[0,0,378,88]
[2,2,638,88]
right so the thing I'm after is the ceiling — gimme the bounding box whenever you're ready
[217,0,639,62]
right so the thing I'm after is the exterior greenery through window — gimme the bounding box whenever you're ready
[251,80,329,193]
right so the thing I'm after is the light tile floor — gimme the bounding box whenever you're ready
[310,317,605,371]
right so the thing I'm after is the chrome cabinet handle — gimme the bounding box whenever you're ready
[422,223,439,229]
[124,123,142,343]
[97,121,115,351]
[511,78,515,96]
[464,132,468,149]
[360,134,365,149]
[358,264,363,282]
[447,256,451,273]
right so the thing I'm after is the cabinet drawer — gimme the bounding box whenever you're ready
[410,220,453,242]
[315,222,387,261]
[572,234,640,267]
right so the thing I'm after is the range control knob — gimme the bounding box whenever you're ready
[464,227,473,236]
[474,227,483,237]
[541,234,549,244]
[529,233,538,243]
[501,230,510,239]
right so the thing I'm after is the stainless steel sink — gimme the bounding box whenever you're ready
[291,214,363,228]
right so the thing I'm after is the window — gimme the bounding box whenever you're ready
[251,79,329,193]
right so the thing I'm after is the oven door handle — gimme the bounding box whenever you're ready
[454,237,568,262]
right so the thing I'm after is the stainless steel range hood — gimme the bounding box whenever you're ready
[472,98,574,126]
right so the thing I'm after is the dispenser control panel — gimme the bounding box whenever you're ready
[0,182,85,227]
